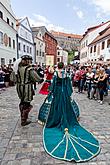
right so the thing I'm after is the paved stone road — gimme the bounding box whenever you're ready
[0,86,110,165]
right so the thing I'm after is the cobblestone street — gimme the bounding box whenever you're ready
[0,86,110,165]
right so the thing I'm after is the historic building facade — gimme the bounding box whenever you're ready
[32,27,45,66]
[16,17,35,62]
[80,21,110,64]
[89,25,110,62]
[57,46,68,65]
[51,31,82,51]
[44,29,57,66]
[32,26,57,66]
[0,0,17,65]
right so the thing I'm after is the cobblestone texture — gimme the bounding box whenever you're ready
[0,86,110,165]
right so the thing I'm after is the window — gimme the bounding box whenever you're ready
[13,40,15,49]
[90,47,92,53]
[18,43,21,50]
[37,50,39,56]
[107,39,110,48]
[58,51,60,55]
[86,40,88,46]
[1,58,5,65]
[13,58,16,62]
[11,22,14,28]
[57,58,60,62]
[23,45,26,52]
[0,32,3,44]
[106,59,110,61]
[102,41,105,50]
[9,37,11,47]
[7,18,9,24]
[27,46,29,53]
[9,59,12,64]
[40,51,41,56]
[94,45,96,52]
[0,11,3,19]
[42,52,44,57]
[30,47,32,54]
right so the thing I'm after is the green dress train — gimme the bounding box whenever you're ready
[42,72,100,162]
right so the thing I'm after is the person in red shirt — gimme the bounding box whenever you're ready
[74,66,81,92]
[39,66,54,95]
[79,66,86,93]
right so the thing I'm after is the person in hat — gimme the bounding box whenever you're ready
[16,55,44,126]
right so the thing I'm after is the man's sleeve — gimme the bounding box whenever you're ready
[30,69,43,83]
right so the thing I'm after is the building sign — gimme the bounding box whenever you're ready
[4,33,8,46]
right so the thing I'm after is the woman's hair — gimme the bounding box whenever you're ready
[58,62,64,69]
[96,69,100,75]
[100,67,105,73]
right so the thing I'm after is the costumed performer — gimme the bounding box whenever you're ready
[16,55,44,126]
[42,62,100,162]
[39,66,54,95]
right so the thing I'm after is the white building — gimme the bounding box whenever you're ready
[72,51,80,64]
[57,46,68,65]
[16,17,35,62]
[0,0,17,65]
[80,21,110,64]
[32,27,46,66]
[89,25,110,62]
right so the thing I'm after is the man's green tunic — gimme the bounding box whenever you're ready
[16,65,41,102]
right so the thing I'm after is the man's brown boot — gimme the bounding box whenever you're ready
[21,120,31,126]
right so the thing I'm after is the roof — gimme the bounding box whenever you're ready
[0,1,16,19]
[31,26,57,42]
[82,21,110,40]
[89,24,110,46]
[16,17,31,27]
[51,31,82,39]
[31,27,40,35]
[57,45,62,50]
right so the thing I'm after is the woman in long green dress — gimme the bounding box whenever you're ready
[42,62,100,162]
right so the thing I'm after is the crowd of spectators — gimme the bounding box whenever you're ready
[0,64,15,93]
[1,61,110,106]
[70,63,110,105]
[0,63,45,93]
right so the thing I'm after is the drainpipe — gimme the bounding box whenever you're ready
[16,33,19,59]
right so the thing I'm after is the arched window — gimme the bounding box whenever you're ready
[90,47,92,53]
[107,39,110,48]
[94,45,96,52]
[0,11,3,19]
[102,41,105,49]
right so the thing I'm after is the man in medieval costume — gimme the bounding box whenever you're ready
[16,55,44,126]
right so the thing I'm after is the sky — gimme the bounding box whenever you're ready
[11,0,110,35]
